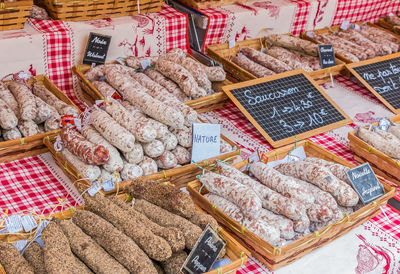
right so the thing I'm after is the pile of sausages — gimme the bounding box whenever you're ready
[200,159,360,246]
[231,34,321,78]
[384,14,400,27]
[59,55,232,183]
[311,23,400,62]
[1,183,222,274]
[0,80,79,142]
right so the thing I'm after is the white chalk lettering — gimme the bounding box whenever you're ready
[361,185,381,196]
[351,167,371,180]
[244,87,300,106]
[191,256,207,272]
[87,51,105,59]
[91,36,107,45]
[205,236,217,252]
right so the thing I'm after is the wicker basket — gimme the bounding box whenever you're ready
[187,140,396,270]
[0,75,79,163]
[348,115,400,186]
[0,0,33,31]
[72,62,231,114]
[377,18,400,34]
[0,200,249,274]
[35,0,162,21]
[173,0,252,9]
[43,128,240,191]
[301,22,399,64]
[206,37,345,85]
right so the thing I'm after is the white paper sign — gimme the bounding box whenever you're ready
[88,182,102,196]
[5,215,23,233]
[228,40,235,49]
[21,215,38,232]
[102,178,115,192]
[191,123,221,163]
[141,60,151,70]
[13,240,27,251]
[266,146,307,168]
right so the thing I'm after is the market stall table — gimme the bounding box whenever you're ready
[193,0,400,52]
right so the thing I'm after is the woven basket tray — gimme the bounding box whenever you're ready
[0,197,249,274]
[348,115,400,186]
[0,0,33,31]
[187,140,396,271]
[72,61,231,114]
[377,18,400,35]
[174,0,253,9]
[206,36,345,85]
[35,0,162,21]
[0,75,79,163]
[300,22,399,64]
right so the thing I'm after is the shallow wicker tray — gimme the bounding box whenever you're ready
[0,0,33,31]
[0,75,79,163]
[34,0,162,21]
[72,62,230,114]
[187,140,396,270]
[378,18,400,34]
[206,36,345,85]
[176,0,253,9]
[300,22,400,64]
[348,115,400,186]
[0,196,249,274]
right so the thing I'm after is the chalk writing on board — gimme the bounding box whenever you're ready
[83,32,111,65]
[353,58,400,110]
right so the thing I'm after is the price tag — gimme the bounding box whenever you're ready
[83,32,111,66]
[140,59,151,70]
[61,115,79,130]
[306,31,315,38]
[318,44,336,69]
[340,20,350,30]
[354,24,360,30]
[21,215,38,232]
[346,163,385,204]
[222,71,351,147]
[228,40,235,49]
[111,92,124,103]
[5,215,23,233]
[181,225,226,274]
[102,178,115,192]
[88,182,102,196]
[264,146,306,167]
[346,53,400,114]
[191,123,221,163]
[95,100,105,110]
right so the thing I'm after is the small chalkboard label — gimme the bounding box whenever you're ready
[191,123,221,162]
[181,225,226,274]
[346,52,400,114]
[318,44,336,68]
[346,163,385,204]
[83,32,111,66]
[222,70,352,147]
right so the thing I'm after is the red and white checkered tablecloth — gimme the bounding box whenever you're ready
[197,0,400,52]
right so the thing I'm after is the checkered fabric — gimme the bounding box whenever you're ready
[158,5,191,53]
[0,156,75,216]
[201,8,229,52]
[289,0,311,35]
[332,0,398,25]
[29,19,84,110]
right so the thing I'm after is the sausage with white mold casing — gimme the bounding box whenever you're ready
[121,161,143,180]
[156,150,178,169]
[60,127,110,165]
[0,98,18,130]
[100,169,122,184]
[126,56,158,69]
[144,69,189,102]
[155,59,207,99]
[84,65,105,81]
[202,65,226,82]
[171,145,190,165]
[92,81,118,98]
[200,172,263,219]
[231,55,275,78]
[18,120,40,137]
[249,162,315,205]
[32,83,79,116]
[358,27,399,52]
[128,71,198,126]
[331,32,375,59]
[220,138,232,153]
[142,139,165,158]
[158,130,178,151]
[170,126,192,148]
[103,97,157,143]
[90,108,136,153]
[44,116,61,132]
[81,125,123,172]
[8,81,37,120]
[61,148,101,182]
[304,157,351,185]
[357,126,400,159]
[104,66,185,129]
[2,127,21,140]
[342,29,392,56]
[33,96,54,124]
[240,47,292,73]
[139,156,158,175]
[265,34,319,57]
[123,142,144,165]
[274,161,359,207]
[265,46,312,72]
[0,82,19,114]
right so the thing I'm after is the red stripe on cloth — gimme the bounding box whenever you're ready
[28,19,85,110]
[332,0,395,25]
[289,0,311,35]
[0,156,74,215]
[158,5,191,53]
[200,8,229,52]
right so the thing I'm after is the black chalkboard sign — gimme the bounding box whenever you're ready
[222,70,352,147]
[181,225,226,274]
[318,44,336,68]
[346,163,385,204]
[83,32,111,66]
[347,52,400,114]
